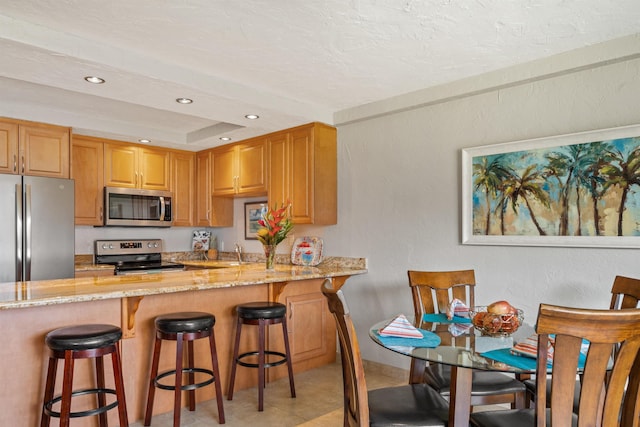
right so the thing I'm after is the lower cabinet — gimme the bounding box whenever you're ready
[271,279,336,375]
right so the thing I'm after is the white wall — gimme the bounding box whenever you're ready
[328,35,640,368]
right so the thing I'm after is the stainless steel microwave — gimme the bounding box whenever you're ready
[104,187,173,227]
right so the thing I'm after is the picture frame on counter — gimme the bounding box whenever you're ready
[245,201,268,240]
[462,124,640,248]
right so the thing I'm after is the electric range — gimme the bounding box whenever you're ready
[94,239,184,275]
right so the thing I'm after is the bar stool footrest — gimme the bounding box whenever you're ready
[154,368,215,391]
[237,351,287,368]
[44,388,119,419]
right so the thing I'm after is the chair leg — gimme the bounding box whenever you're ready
[258,318,266,411]
[187,340,196,411]
[281,318,296,398]
[95,356,108,427]
[227,317,242,401]
[40,357,58,427]
[60,351,75,427]
[208,330,226,424]
[144,337,163,426]
[111,342,129,426]
[174,332,184,427]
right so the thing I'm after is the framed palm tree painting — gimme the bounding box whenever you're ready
[462,124,640,248]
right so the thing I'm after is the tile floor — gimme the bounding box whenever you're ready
[130,359,408,427]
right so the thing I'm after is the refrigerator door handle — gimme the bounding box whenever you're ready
[16,184,23,281]
[24,184,31,281]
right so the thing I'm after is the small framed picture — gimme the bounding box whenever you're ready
[245,201,268,240]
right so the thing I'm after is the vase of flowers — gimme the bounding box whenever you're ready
[256,201,293,270]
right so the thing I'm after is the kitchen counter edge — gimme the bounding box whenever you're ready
[1,257,367,310]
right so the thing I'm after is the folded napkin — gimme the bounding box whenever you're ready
[379,314,423,338]
[511,334,555,362]
[422,313,472,324]
[374,329,442,348]
[446,298,470,320]
[448,322,473,337]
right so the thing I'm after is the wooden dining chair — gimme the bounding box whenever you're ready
[320,279,449,427]
[524,275,640,409]
[470,303,640,427]
[407,269,527,408]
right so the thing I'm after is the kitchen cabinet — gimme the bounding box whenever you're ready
[104,142,170,190]
[270,278,336,374]
[0,118,70,178]
[267,122,337,224]
[211,138,267,197]
[71,136,104,226]
[195,150,233,226]
[170,150,195,226]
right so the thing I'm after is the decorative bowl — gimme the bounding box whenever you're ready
[469,306,524,337]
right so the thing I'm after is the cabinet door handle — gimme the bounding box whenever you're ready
[21,155,25,174]
[13,154,16,172]
[289,302,293,319]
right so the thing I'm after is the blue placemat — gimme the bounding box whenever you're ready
[481,348,587,371]
[422,313,471,324]
[374,329,441,348]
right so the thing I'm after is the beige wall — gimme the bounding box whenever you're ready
[329,34,640,367]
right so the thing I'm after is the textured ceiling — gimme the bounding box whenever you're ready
[1,0,640,150]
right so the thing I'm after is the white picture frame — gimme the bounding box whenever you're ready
[462,124,640,248]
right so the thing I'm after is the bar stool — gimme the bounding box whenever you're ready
[143,312,225,426]
[227,301,296,411]
[40,324,129,427]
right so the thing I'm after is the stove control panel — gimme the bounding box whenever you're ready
[95,239,163,256]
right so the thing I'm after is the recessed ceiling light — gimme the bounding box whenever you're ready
[138,139,151,144]
[220,137,232,141]
[84,76,105,84]
[245,114,259,120]
[176,98,193,104]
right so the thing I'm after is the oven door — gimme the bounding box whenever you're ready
[104,187,173,227]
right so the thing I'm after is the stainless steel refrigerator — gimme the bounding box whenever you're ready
[0,175,75,282]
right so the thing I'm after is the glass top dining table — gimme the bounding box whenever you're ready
[369,315,536,427]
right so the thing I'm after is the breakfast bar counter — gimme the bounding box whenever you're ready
[0,257,366,426]
[1,257,367,310]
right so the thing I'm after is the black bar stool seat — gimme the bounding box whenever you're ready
[227,301,296,411]
[40,324,129,427]
[144,311,225,427]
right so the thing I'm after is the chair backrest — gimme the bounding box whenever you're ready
[321,279,369,427]
[407,269,476,316]
[534,303,640,427]
[610,275,640,310]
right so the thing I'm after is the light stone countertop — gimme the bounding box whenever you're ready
[1,257,367,310]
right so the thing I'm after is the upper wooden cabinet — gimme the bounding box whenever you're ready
[71,136,104,226]
[0,118,70,178]
[195,150,233,227]
[170,150,195,227]
[211,138,267,197]
[104,143,170,190]
[267,122,337,225]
